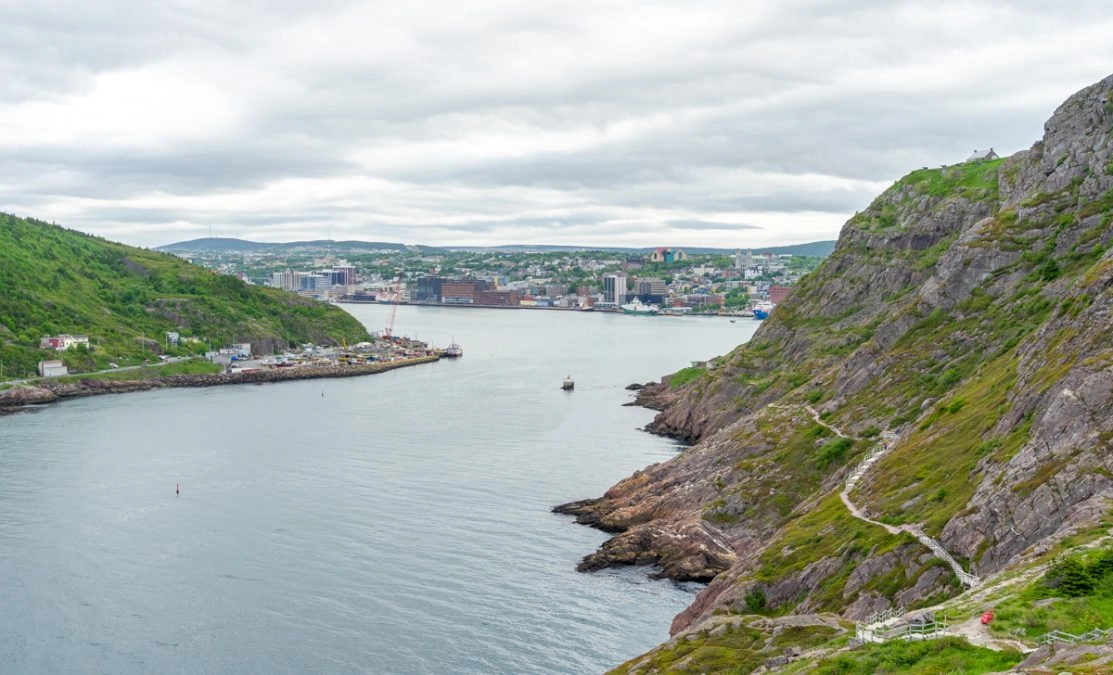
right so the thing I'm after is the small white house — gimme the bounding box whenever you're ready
[38,360,69,377]
[967,147,999,162]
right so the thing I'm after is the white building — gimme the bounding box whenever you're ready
[38,360,68,377]
[603,273,627,304]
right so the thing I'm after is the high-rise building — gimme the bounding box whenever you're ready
[603,273,627,304]
[299,273,331,292]
[416,276,445,302]
[636,278,667,296]
[635,277,667,305]
[272,270,298,291]
[330,265,357,286]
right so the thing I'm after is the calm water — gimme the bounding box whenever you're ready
[0,305,758,674]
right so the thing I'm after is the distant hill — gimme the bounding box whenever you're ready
[158,237,445,254]
[0,215,371,378]
[159,238,837,258]
[745,240,836,257]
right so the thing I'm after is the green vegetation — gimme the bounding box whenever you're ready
[903,158,1004,200]
[670,365,707,389]
[991,546,1113,639]
[864,355,1024,536]
[608,620,843,675]
[803,637,1022,674]
[754,494,915,612]
[817,437,853,468]
[0,213,371,378]
[54,360,223,384]
[721,287,751,309]
[850,160,1003,233]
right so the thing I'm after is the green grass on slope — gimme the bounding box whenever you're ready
[670,365,707,388]
[848,159,1003,232]
[753,493,923,613]
[991,545,1113,640]
[802,637,1022,674]
[902,158,1004,200]
[608,622,843,675]
[53,359,224,384]
[0,213,370,377]
[704,408,867,531]
[859,353,1026,538]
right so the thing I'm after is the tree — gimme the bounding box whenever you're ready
[1046,556,1095,597]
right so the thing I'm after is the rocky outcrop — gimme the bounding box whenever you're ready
[560,73,1113,655]
[0,385,59,408]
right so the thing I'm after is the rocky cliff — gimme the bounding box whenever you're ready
[558,74,1113,671]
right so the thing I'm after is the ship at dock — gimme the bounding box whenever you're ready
[752,301,775,320]
[621,299,659,315]
[443,341,463,358]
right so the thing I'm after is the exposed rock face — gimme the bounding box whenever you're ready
[557,73,1113,646]
[0,385,59,408]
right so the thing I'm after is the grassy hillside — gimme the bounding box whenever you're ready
[0,213,371,378]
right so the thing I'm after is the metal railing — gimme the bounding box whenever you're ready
[855,606,906,642]
[1038,627,1113,646]
[855,610,951,644]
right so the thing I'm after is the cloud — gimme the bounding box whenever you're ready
[667,220,762,232]
[0,1,1112,248]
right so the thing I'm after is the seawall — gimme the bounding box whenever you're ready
[0,355,441,413]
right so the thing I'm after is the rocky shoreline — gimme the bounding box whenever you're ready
[553,378,738,583]
[0,355,441,414]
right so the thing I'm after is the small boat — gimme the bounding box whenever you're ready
[562,376,574,390]
[443,341,463,358]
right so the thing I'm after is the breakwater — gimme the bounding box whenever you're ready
[0,354,441,413]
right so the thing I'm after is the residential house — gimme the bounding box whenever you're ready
[39,334,90,351]
[966,147,999,162]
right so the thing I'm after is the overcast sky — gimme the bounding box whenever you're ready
[1,1,1111,249]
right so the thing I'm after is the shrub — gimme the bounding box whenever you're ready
[744,587,768,614]
[818,437,854,468]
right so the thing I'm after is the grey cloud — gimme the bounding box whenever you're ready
[0,1,1112,248]
[667,219,762,231]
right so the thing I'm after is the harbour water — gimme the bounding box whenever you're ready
[0,306,759,674]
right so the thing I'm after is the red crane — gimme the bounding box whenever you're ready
[384,271,403,339]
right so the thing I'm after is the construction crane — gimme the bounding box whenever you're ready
[384,270,403,339]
